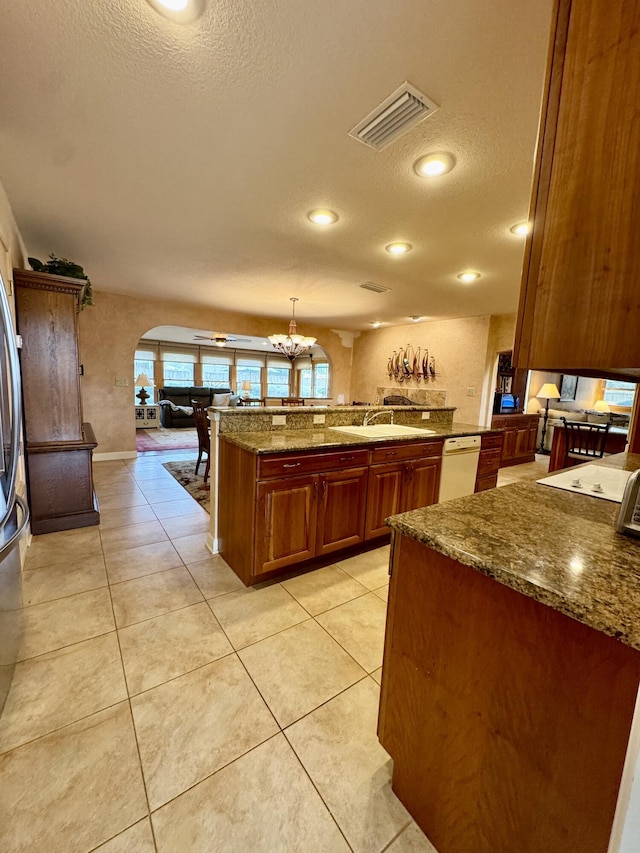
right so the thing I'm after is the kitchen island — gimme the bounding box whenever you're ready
[379,452,640,853]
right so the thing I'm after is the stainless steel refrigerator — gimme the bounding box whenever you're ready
[0,271,29,714]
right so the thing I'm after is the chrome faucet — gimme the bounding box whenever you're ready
[363,409,394,427]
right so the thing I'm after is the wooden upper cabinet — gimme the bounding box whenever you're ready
[514,0,640,379]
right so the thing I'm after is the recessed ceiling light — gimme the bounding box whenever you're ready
[457,271,481,283]
[385,242,412,255]
[510,222,531,236]
[146,0,204,23]
[308,209,338,225]
[370,321,382,328]
[410,315,424,322]
[414,152,456,177]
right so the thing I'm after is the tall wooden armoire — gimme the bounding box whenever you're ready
[14,268,99,534]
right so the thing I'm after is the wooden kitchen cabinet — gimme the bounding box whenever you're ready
[365,440,442,540]
[255,474,317,575]
[316,466,369,556]
[514,0,640,380]
[475,432,504,492]
[491,414,537,468]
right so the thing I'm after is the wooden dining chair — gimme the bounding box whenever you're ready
[560,417,611,469]
[191,400,211,482]
[281,397,305,406]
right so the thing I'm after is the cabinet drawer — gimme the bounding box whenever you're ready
[481,432,504,449]
[475,473,498,493]
[257,448,369,479]
[477,448,502,477]
[370,439,443,465]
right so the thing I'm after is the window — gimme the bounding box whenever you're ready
[134,348,156,402]
[603,380,636,409]
[160,347,197,387]
[296,357,330,399]
[201,352,232,389]
[236,356,264,398]
[267,357,292,397]
[314,363,329,397]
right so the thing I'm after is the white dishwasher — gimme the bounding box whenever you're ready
[438,435,482,502]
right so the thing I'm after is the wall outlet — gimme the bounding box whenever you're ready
[421,411,431,420]
[272,415,287,426]
[313,414,326,425]
[467,386,476,397]
[115,377,130,387]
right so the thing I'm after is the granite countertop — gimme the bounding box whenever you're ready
[219,421,499,454]
[388,452,640,650]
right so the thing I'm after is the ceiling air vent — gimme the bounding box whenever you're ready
[360,282,391,294]
[349,82,439,151]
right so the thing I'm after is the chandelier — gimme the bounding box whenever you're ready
[268,297,316,361]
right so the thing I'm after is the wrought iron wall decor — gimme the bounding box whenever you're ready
[387,345,438,383]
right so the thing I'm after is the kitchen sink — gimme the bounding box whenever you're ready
[329,424,437,438]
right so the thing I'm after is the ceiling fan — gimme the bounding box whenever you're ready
[193,332,252,347]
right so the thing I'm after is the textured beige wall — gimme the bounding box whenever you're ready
[78,291,354,454]
[350,315,495,424]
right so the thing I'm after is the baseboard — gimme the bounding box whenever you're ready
[94,450,138,461]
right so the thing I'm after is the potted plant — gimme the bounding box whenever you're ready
[28,254,93,308]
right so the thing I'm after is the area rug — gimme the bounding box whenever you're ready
[162,460,210,512]
[136,428,198,452]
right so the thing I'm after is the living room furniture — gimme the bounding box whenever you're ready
[134,404,160,429]
[241,398,265,406]
[548,423,627,473]
[157,386,231,427]
[134,372,153,404]
[281,397,305,406]
[191,401,210,482]
[14,268,100,534]
[490,413,538,467]
[560,418,611,467]
[536,382,561,452]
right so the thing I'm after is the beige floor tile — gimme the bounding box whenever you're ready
[160,511,210,539]
[99,504,158,530]
[0,702,147,853]
[209,585,308,649]
[187,554,244,598]
[94,460,129,471]
[94,818,156,852]
[100,519,169,554]
[0,633,127,753]
[119,602,233,694]
[96,481,147,499]
[239,619,366,727]
[23,527,103,570]
[285,679,410,853]
[171,532,212,564]
[105,540,184,584]
[373,584,389,603]
[21,554,107,606]
[111,567,203,628]
[153,733,349,853]
[282,564,368,615]
[152,497,204,520]
[18,587,115,661]
[316,593,387,672]
[335,546,391,590]
[93,469,137,487]
[97,490,150,511]
[370,668,383,685]
[131,467,177,483]
[140,484,190,504]
[131,654,278,809]
[386,821,439,852]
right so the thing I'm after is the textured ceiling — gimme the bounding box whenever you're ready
[0,0,554,331]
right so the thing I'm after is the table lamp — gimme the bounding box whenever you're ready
[134,373,153,405]
[536,382,560,452]
[241,380,252,400]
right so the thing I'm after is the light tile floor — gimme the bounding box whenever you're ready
[1,449,438,853]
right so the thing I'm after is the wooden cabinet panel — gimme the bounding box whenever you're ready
[255,475,317,574]
[476,448,502,479]
[402,458,441,513]
[370,439,442,465]
[492,415,538,467]
[514,0,640,379]
[365,463,405,541]
[316,467,368,556]
[257,448,369,479]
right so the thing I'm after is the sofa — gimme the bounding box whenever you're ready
[536,407,629,452]
[157,386,233,427]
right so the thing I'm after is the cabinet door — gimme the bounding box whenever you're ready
[402,458,441,513]
[365,462,405,540]
[501,428,517,463]
[255,475,317,575]
[316,467,368,556]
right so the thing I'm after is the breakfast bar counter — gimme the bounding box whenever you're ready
[379,452,640,853]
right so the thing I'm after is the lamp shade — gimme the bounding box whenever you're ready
[536,383,560,400]
[593,399,611,413]
[241,380,252,391]
[134,373,153,387]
